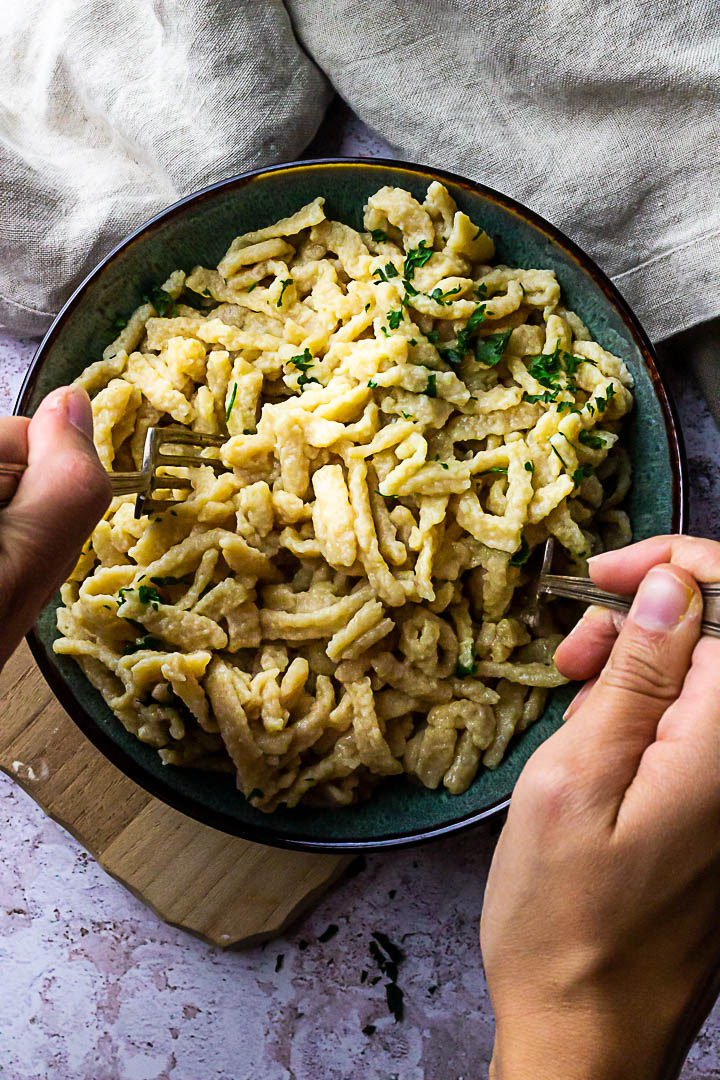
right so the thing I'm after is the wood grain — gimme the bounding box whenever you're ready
[0,641,349,947]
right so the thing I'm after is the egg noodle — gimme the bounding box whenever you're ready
[54,182,633,811]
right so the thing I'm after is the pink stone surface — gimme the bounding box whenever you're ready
[0,108,718,1079]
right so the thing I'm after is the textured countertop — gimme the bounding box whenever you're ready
[0,103,718,1080]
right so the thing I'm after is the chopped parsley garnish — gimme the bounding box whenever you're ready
[137,584,163,610]
[364,302,371,311]
[425,373,438,398]
[401,411,412,419]
[122,634,163,655]
[509,537,531,566]
[380,326,390,337]
[475,282,488,298]
[143,286,177,318]
[150,575,184,586]
[578,429,604,449]
[425,330,440,345]
[595,384,616,413]
[524,461,535,472]
[550,444,568,468]
[247,281,258,292]
[117,587,133,604]
[439,303,488,366]
[403,240,433,280]
[201,288,212,298]
[563,353,583,377]
[112,317,127,331]
[288,347,314,371]
[573,465,593,486]
[318,924,339,943]
[428,284,461,305]
[527,347,564,387]
[370,229,387,242]
[298,372,320,388]
[480,466,508,475]
[556,400,580,414]
[455,636,477,677]
[375,490,399,500]
[225,382,238,422]
[387,309,402,329]
[475,328,512,367]
[523,388,562,404]
[373,262,400,282]
[368,379,378,389]
[276,278,293,306]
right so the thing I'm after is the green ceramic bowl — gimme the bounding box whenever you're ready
[16,159,685,851]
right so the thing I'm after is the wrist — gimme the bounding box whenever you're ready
[490,1001,668,1080]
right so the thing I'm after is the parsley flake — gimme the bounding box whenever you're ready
[373,262,400,283]
[298,372,320,389]
[370,229,387,242]
[276,278,293,307]
[524,461,535,473]
[573,465,593,486]
[425,373,438,398]
[122,634,163,655]
[509,537,531,566]
[288,347,314,371]
[137,584,163,610]
[225,382,238,422]
[403,240,433,280]
[578,429,604,449]
[475,328,512,367]
[429,284,462,305]
[387,309,402,330]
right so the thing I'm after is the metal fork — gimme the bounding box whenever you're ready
[537,538,720,639]
[0,426,227,519]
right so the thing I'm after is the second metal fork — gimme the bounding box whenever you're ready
[537,538,720,639]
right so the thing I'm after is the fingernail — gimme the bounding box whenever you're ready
[65,387,94,440]
[631,568,694,631]
[563,678,595,721]
[587,552,608,565]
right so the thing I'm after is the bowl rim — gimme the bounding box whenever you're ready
[16,156,687,852]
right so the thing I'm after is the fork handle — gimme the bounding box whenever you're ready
[108,472,147,495]
[539,573,720,639]
[0,461,147,509]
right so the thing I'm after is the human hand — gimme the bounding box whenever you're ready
[481,536,720,1080]
[0,386,111,670]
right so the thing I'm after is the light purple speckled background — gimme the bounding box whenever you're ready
[0,103,718,1080]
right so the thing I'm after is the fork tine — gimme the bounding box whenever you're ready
[156,453,225,472]
[157,427,225,448]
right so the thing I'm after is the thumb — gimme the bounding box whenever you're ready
[561,564,703,806]
[0,385,111,662]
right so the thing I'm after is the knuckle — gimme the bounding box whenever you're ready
[602,636,680,706]
[516,751,577,815]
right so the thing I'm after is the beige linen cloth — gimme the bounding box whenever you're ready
[1,0,717,379]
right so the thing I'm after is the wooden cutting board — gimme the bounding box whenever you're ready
[0,641,350,947]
